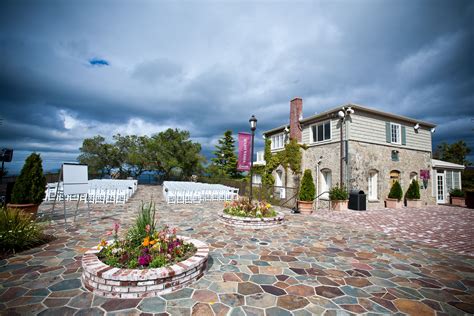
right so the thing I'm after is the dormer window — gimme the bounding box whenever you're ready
[271,133,285,150]
[311,120,331,143]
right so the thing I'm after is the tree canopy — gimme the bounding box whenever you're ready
[209,130,241,178]
[78,129,204,180]
[433,140,471,166]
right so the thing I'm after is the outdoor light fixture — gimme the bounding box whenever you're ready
[414,123,420,130]
[338,107,354,187]
[431,127,436,133]
[284,126,289,133]
[249,115,257,131]
[249,115,257,203]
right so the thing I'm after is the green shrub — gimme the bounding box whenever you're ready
[388,181,403,200]
[329,185,349,200]
[299,169,315,201]
[11,153,46,204]
[98,224,196,269]
[127,202,157,245]
[0,207,50,254]
[405,180,421,200]
[223,199,276,218]
[449,188,464,197]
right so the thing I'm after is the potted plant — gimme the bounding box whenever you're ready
[329,185,349,211]
[449,188,465,207]
[8,153,46,217]
[405,180,421,208]
[298,169,315,215]
[385,181,403,208]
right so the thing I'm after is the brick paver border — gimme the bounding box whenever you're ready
[218,211,285,229]
[81,236,209,298]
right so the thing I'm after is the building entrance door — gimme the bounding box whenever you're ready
[436,173,445,204]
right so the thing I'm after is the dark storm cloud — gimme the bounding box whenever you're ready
[0,0,473,173]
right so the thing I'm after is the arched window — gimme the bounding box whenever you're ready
[320,169,332,199]
[390,170,401,186]
[275,170,283,187]
[368,170,378,201]
[410,172,418,183]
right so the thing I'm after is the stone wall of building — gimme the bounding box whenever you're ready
[302,142,343,198]
[296,141,435,210]
[348,141,435,209]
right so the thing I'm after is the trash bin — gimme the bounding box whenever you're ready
[466,190,474,209]
[349,190,366,211]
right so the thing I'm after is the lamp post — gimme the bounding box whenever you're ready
[337,107,354,187]
[249,115,257,203]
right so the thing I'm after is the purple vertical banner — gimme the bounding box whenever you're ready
[237,132,252,171]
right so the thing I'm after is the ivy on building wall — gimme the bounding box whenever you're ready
[253,138,304,186]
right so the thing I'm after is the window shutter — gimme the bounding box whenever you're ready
[385,122,391,143]
[401,126,406,145]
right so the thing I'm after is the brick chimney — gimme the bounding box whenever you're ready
[289,97,303,142]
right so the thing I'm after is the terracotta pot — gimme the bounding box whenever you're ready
[6,203,39,218]
[298,200,313,215]
[406,199,421,208]
[331,200,348,211]
[451,197,466,207]
[385,198,403,209]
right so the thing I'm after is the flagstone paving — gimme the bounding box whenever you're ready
[312,206,474,256]
[0,185,473,315]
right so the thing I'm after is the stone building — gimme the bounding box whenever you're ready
[260,98,463,209]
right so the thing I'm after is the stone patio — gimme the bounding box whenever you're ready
[0,185,473,315]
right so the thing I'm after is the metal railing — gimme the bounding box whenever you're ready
[199,177,298,209]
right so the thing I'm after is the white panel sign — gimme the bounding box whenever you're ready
[63,163,89,195]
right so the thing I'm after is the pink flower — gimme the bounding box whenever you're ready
[106,231,113,236]
[145,224,151,234]
[114,222,120,233]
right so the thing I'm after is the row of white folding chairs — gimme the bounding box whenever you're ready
[165,188,239,204]
[44,183,135,204]
[89,179,138,194]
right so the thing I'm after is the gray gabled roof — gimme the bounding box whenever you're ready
[432,159,465,170]
[262,102,436,136]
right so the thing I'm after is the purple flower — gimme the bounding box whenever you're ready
[138,254,151,266]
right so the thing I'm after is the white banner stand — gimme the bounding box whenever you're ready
[51,163,91,224]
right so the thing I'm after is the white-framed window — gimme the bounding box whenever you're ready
[252,174,262,185]
[368,170,378,201]
[446,170,461,192]
[311,120,331,143]
[320,169,332,199]
[271,133,285,150]
[391,123,401,144]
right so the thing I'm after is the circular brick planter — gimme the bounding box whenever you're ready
[81,236,208,298]
[219,211,284,229]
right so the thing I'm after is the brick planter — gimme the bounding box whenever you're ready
[218,211,284,229]
[81,236,208,298]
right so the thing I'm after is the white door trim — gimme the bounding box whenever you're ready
[436,173,445,204]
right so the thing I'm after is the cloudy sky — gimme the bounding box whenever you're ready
[1,0,473,174]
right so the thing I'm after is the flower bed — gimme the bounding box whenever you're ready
[81,202,208,298]
[82,236,208,298]
[219,199,284,229]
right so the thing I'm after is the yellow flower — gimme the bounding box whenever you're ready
[142,236,150,247]
[97,239,108,249]
[150,239,156,245]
